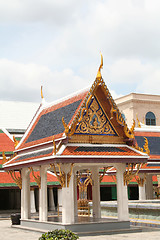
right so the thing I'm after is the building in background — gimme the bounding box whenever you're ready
[115,93,160,128]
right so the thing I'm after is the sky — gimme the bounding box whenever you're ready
[1,0,160,103]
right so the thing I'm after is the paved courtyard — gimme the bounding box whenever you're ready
[1,219,160,240]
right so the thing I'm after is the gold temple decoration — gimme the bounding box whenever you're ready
[123,120,135,139]
[136,114,141,128]
[99,167,108,182]
[75,97,117,136]
[67,163,74,187]
[29,167,41,188]
[62,56,133,140]
[52,137,63,155]
[8,170,22,189]
[2,151,17,165]
[123,163,142,185]
[96,52,103,80]
[2,151,7,164]
[51,163,66,187]
[41,86,44,99]
[135,173,146,187]
[134,137,150,155]
[13,136,18,148]
[143,137,150,155]
[77,170,92,200]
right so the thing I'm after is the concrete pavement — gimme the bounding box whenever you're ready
[1,219,160,240]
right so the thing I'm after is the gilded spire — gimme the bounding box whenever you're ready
[41,86,44,99]
[96,52,103,80]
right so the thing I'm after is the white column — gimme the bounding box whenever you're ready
[116,163,129,221]
[138,173,146,200]
[30,188,36,213]
[146,174,153,200]
[39,165,48,221]
[74,169,78,218]
[91,167,101,219]
[48,187,55,211]
[21,168,30,220]
[62,164,75,224]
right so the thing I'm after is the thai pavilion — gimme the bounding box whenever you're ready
[3,56,149,232]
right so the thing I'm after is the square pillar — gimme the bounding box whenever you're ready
[21,168,30,220]
[61,164,75,224]
[116,163,129,221]
[138,173,146,200]
[146,174,153,200]
[39,165,48,221]
[91,166,101,219]
[30,188,36,213]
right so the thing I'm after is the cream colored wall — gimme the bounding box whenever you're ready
[115,93,160,128]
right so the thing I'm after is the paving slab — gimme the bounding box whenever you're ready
[1,219,160,240]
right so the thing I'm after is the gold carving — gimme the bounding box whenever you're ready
[123,163,142,185]
[2,151,17,164]
[77,170,92,200]
[134,137,150,155]
[29,167,41,188]
[75,98,117,136]
[99,167,108,182]
[124,120,135,139]
[52,137,63,155]
[143,137,150,155]
[96,52,103,80]
[67,163,74,187]
[8,170,22,189]
[41,86,44,99]
[62,56,130,140]
[135,173,146,187]
[2,151,7,164]
[51,163,66,187]
[136,114,141,128]
[13,136,18,148]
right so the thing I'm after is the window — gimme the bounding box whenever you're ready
[145,111,156,126]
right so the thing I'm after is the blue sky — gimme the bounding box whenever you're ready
[1,0,160,102]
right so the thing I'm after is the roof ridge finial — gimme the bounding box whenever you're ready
[41,86,44,99]
[96,52,103,80]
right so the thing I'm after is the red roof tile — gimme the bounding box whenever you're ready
[0,133,14,151]
[62,146,143,156]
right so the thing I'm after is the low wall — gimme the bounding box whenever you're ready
[89,200,160,220]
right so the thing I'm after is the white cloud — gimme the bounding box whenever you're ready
[0,0,160,102]
[0,59,88,102]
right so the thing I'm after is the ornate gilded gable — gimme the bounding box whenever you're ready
[74,96,118,136]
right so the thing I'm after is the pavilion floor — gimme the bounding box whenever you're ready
[20,215,130,234]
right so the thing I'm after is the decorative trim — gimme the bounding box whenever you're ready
[136,114,141,128]
[61,60,134,140]
[53,136,63,155]
[67,163,74,187]
[8,170,22,189]
[29,167,41,188]
[134,137,150,155]
[123,120,135,139]
[13,136,19,148]
[2,151,17,165]
[99,167,108,182]
[50,163,66,187]
[135,173,146,186]
[123,163,143,185]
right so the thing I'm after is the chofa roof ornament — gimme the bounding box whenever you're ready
[96,52,103,80]
[41,85,46,104]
